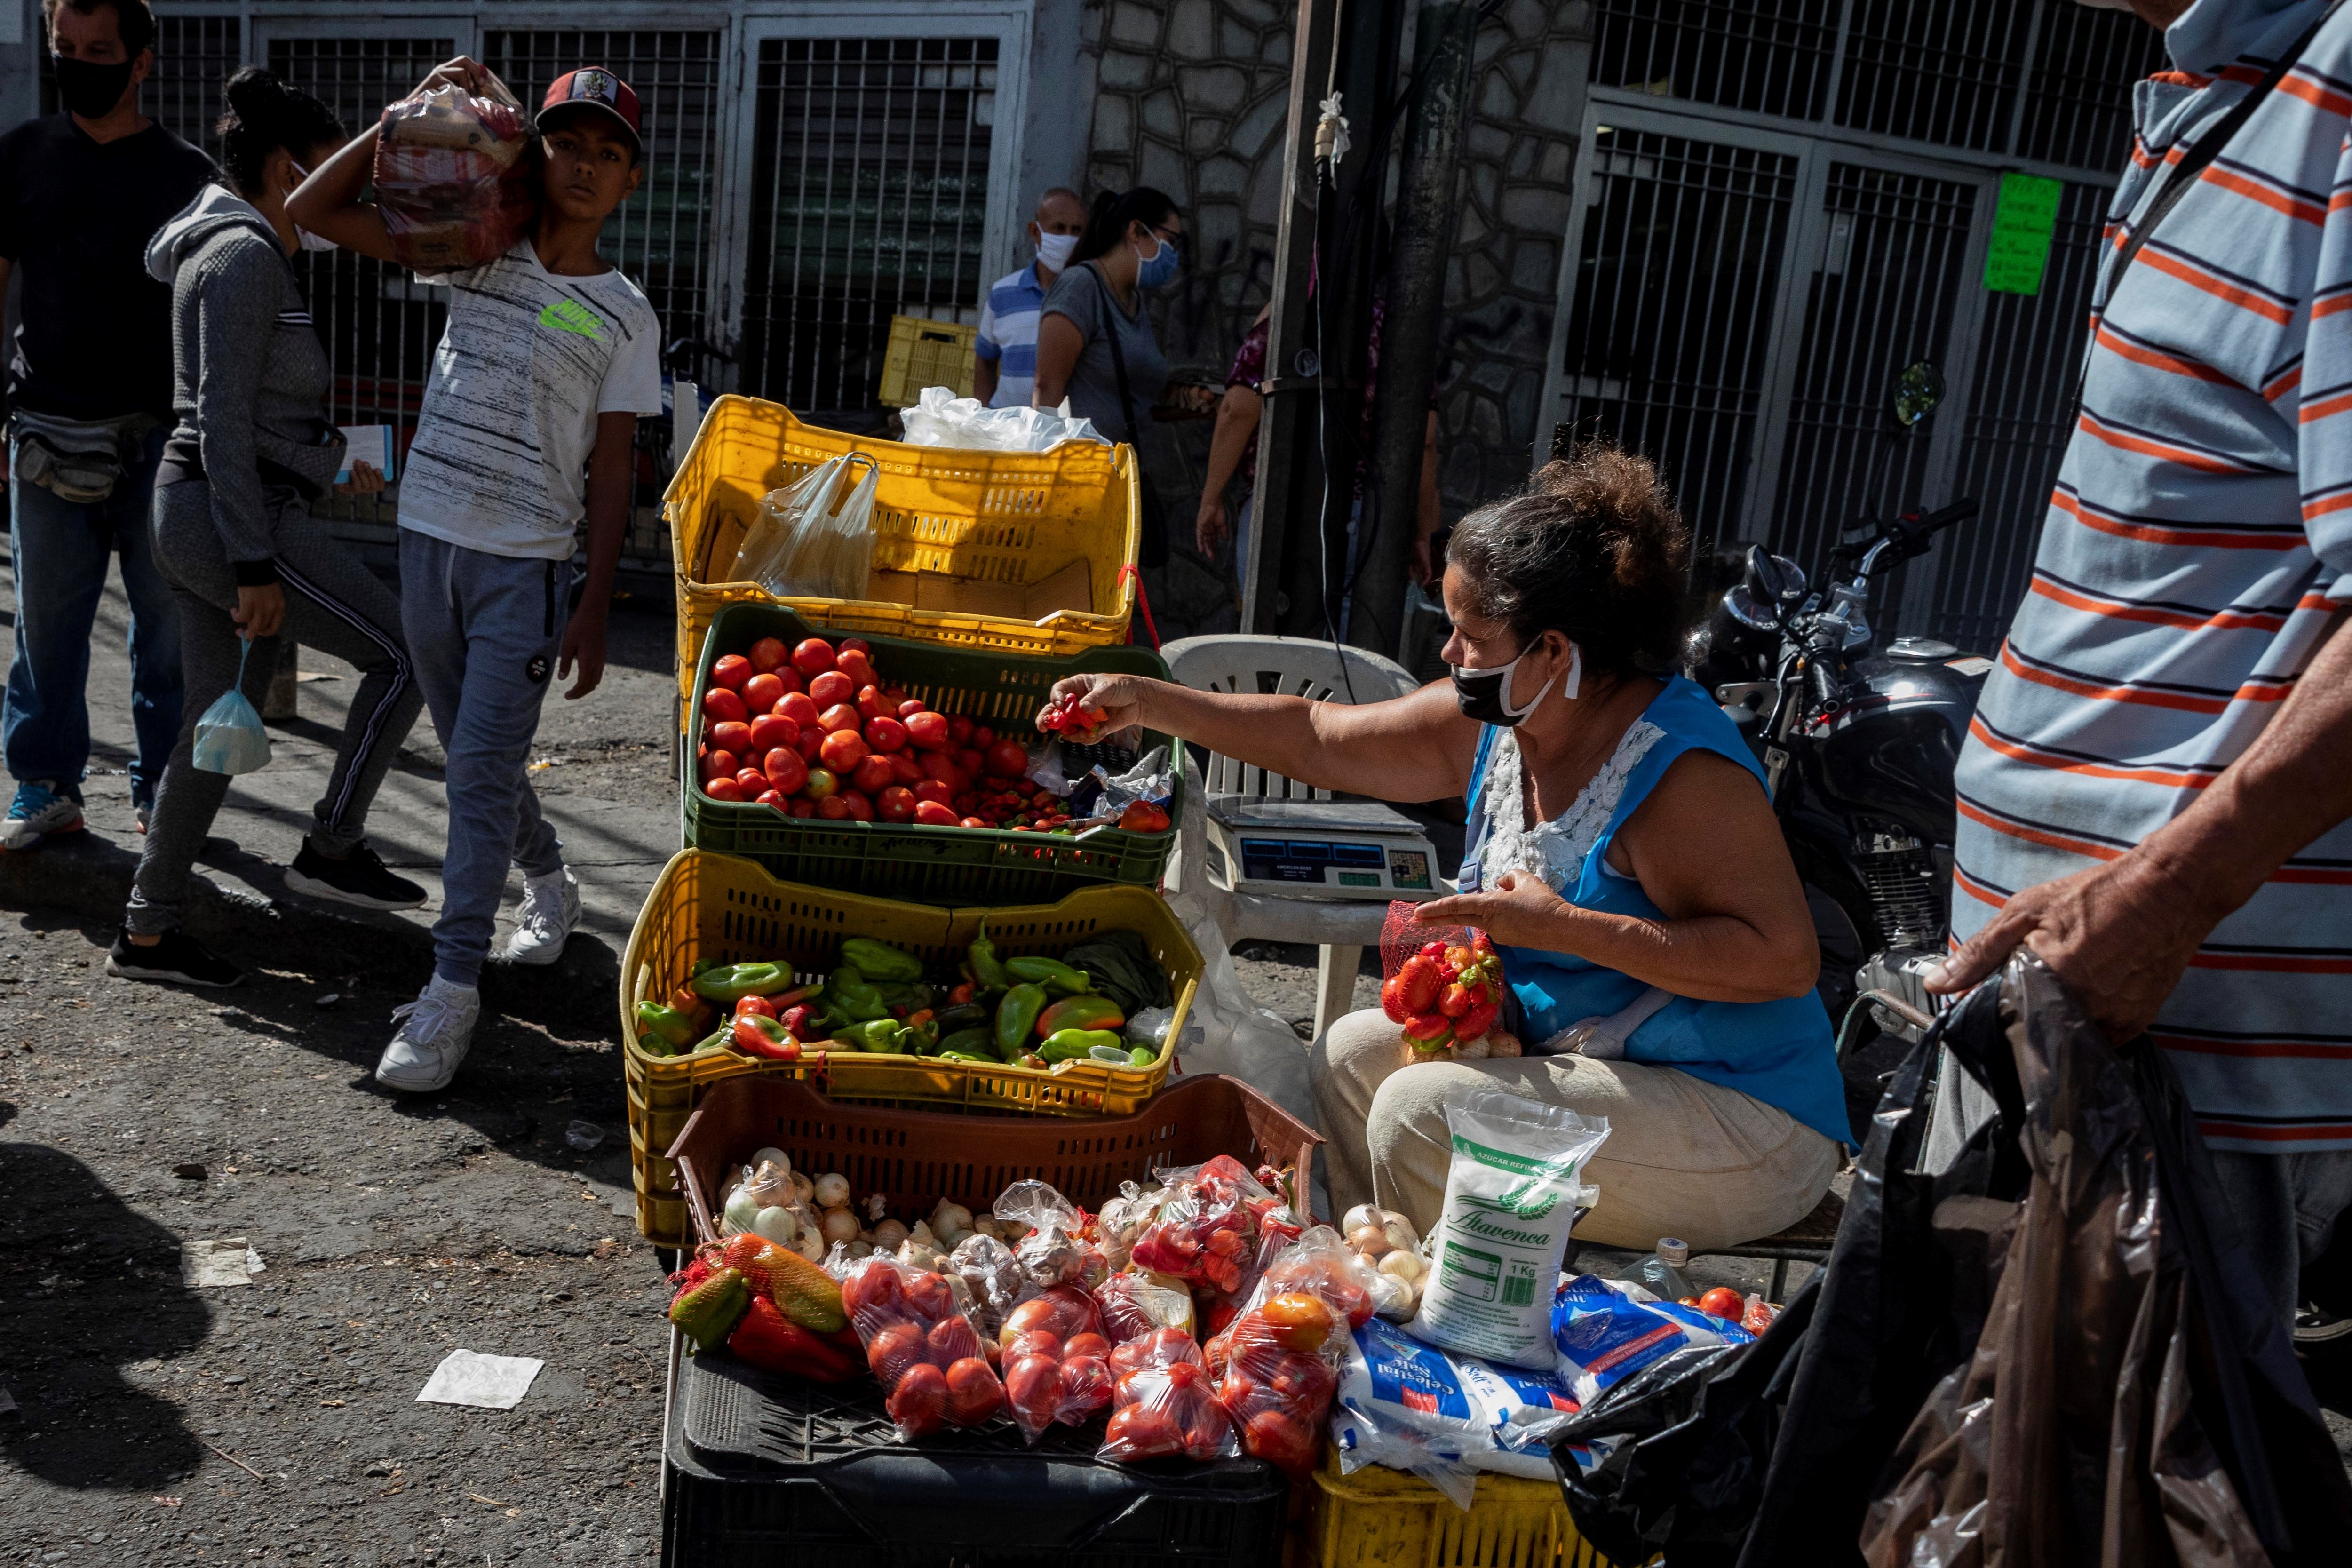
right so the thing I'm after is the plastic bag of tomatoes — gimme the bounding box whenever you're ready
[997,1283,1116,1443]
[1097,1326,1238,1464]
[1203,1227,1375,1477]
[1128,1155,1288,1297]
[840,1256,1005,1441]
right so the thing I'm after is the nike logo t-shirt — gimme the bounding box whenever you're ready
[398,240,663,561]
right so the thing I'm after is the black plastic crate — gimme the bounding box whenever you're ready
[662,1344,1288,1568]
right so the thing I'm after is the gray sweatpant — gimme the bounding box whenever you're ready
[127,478,425,935]
[398,530,567,987]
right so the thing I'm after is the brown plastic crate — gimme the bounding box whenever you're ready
[669,1073,1323,1246]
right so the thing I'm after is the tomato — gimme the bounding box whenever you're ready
[802,766,838,800]
[1064,1332,1111,1361]
[886,1361,948,1438]
[855,684,888,722]
[906,1271,955,1321]
[711,653,752,692]
[944,1355,1003,1425]
[1008,1329,1062,1361]
[843,1260,905,1314]
[971,724,997,748]
[902,711,949,751]
[922,751,965,789]
[755,789,781,807]
[777,691,821,728]
[841,790,875,822]
[955,748,987,782]
[795,725,826,763]
[913,780,954,809]
[1258,1293,1335,1353]
[1698,1287,1746,1321]
[733,767,767,796]
[914,800,959,827]
[703,687,748,725]
[889,753,926,785]
[816,795,854,820]
[898,697,927,720]
[740,671,784,713]
[697,748,736,783]
[702,775,742,801]
[865,716,907,754]
[748,637,790,676]
[819,729,870,773]
[771,748,818,799]
[818,703,862,735]
[790,638,836,677]
[1006,1353,1064,1425]
[850,753,896,796]
[961,816,989,829]
[877,786,917,822]
[941,714,969,746]
[868,1322,927,1386]
[835,647,876,688]
[708,719,753,757]
[984,740,1030,778]
[1104,1404,1183,1458]
[1241,1409,1315,1472]
[1061,1355,1112,1416]
[789,799,816,818]
[839,637,871,656]
[747,714,793,755]
[771,667,802,697]
[929,1314,981,1366]
[809,669,855,708]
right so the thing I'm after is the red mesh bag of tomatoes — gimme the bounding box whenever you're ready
[841,1256,1004,1441]
[1204,1229,1365,1477]
[1097,1326,1237,1464]
[996,1284,1115,1443]
[1128,1155,1287,1297]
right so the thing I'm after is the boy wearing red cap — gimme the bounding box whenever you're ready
[290,59,661,1091]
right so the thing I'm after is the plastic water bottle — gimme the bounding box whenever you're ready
[1629,1238,1697,1302]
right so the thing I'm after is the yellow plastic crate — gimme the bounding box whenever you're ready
[879,313,979,406]
[663,397,1139,707]
[621,847,1201,1247]
[1304,1452,1620,1568]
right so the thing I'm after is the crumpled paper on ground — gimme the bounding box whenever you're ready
[182,1239,267,1288]
[415,1350,544,1410]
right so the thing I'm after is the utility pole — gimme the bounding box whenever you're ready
[1352,0,1479,660]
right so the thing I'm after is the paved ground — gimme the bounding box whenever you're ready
[1,568,2344,1566]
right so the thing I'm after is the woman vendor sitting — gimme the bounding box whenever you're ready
[1042,447,1845,1250]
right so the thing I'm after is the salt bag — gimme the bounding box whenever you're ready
[1549,1273,1749,1408]
[1411,1086,1610,1368]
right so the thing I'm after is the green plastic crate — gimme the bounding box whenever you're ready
[682,602,1180,904]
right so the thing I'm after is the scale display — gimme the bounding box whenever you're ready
[1202,795,1446,900]
[1236,836,1433,892]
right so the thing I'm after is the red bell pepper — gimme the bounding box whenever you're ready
[735,994,779,1019]
[726,1295,866,1382]
[733,1013,803,1061]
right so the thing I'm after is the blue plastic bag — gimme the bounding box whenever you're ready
[192,640,272,775]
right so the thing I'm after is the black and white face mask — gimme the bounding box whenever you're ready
[1450,640,1581,726]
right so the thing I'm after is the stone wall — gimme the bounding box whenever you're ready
[1074,0,1594,641]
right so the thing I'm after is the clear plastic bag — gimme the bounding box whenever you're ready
[1094,1271,1195,1343]
[730,454,881,601]
[1129,1155,1277,1295]
[898,386,1109,452]
[994,1179,1093,1288]
[1099,1327,1238,1463]
[192,641,272,775]
[996,1284,1112,1443]
[1206,1228,1359,1476]
[373,72,532,272]
[840,1255,1003,1441]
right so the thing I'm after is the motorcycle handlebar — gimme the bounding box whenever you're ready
[1917,498,1979,534]
[1808,660,1840,708]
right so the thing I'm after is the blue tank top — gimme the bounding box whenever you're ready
[1461,676,1850,1149]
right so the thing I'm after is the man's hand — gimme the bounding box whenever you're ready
[234,582,285,640]
[558,606,607,700]
[1196,495,1229,561]
[414,55,490,97]
[1412,870,1572,952]
[1924,852,2216,1042]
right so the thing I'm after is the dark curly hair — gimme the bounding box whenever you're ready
[216,66,343,200]
[1444,444,1691,676]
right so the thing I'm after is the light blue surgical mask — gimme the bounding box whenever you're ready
[1136,231,1181,289]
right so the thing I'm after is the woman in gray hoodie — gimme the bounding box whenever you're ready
[111,68,428,989]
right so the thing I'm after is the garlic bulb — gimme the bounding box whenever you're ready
[929,1198,975,1247]
[1379,1249,1424,1283]
[1382,1215,1421,1253]
[814,1172,851,1209]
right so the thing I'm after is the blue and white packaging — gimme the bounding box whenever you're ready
[1458,1355,1580,1452]
[1550,1274,1750,1407]
[1339,1314,1488,1443]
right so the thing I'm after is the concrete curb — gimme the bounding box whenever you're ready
[0,828,620,1037]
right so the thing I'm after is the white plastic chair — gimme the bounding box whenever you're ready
[1160,634,1438,1039]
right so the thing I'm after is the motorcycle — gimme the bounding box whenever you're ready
[1682,498,1984,1058]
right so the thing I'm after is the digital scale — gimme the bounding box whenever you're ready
[1200,796,1446,901]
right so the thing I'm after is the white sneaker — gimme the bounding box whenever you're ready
[374,976,482,1093]
[503,866,580,966]
[2,780,82,851]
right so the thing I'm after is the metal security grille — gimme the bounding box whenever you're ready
[38,15,243,157]
[1554,129,1797,549]
[483,31,723,361]
[1767,165,1979,581]
[1589,0,1838,123]
[1834,2,2037,152]
[2014,5,2173,170]
[740,36,1000,420]
[1928,181,2111,652]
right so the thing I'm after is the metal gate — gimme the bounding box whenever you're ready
[1549,0,2169,649]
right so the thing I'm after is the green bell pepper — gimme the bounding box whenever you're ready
[1039,1027,1125,1063]
[840,937,924,983]
[937,1026,994,1059]
[690,962,798,1004]
[1005,956,1090,996]
[934,1003,990,1034]
[834,1018,910,1053]
[635,1000,701,1049]
[995,982,1048,1057]
[968,916,1010,989]
[824,966,890,1022]
[1038,994,1124,1036]
[939,1049,997,1065]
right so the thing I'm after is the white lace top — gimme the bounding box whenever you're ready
[1478,719,1667,891]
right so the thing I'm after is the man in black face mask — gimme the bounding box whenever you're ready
[0,0,212,851]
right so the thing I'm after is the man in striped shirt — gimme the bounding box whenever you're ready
[973,187,1087,410]
[1931,0,2352,1333]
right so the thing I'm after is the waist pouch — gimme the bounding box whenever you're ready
[11,410,155,505]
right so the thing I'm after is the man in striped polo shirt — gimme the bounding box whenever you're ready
[973,187,1087,409]
[1931,0,2352,1334]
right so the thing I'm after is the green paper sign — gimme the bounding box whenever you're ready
[1984,172,2062,295]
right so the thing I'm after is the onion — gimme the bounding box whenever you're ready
[1346,1224,1392,1259]
[820,1207,860,1244]
[814,1172,851,1209]
[1341,1203,1384,1236]
[751,1146,792,1176]
[845,1240,874,1261]
[791,1228,825,1261]
[929,1198,974,1246]
[723,1187,762,1234]
[1381,1216,1421,1252]
[752,1206,798,1245]
[788,1171,814,1205]
[1379,1249,1423,1283]
[874,1219,910,1250]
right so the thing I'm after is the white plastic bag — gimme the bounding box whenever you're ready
[1412,1087,1610,1368]
[192,641,271,775]
[729,453,880,600]
[898,386,1109,452]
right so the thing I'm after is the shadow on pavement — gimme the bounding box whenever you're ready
[0,1141,210,1492]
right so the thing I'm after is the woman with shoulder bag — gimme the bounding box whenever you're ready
[1030,188,1216,567]
[109,67,429,989]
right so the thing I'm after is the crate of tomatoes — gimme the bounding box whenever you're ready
[683,602,1180,905]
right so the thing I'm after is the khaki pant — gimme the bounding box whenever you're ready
[1309,1008,1841,1252]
